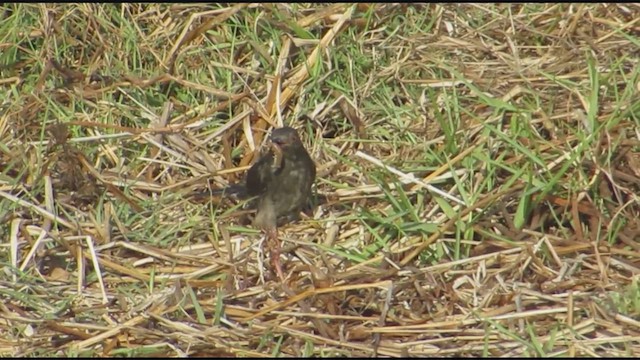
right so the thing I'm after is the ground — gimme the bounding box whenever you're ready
[1,3,639,357]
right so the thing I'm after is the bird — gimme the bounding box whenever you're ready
[244,126,316,280]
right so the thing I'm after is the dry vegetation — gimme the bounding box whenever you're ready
[1,3,640,357]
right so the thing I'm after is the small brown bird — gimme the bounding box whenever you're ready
[245,126,316,279]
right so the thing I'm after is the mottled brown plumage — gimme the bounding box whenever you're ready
[245,126,316,279]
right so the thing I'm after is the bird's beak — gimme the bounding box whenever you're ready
[269,141,282,154]
[270,141,282,151]
[270,135,286,148]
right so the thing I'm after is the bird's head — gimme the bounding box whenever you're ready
[269,126,303,150]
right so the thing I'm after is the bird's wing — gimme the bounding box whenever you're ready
[245,150,275,196]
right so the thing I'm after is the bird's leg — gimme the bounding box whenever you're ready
[266,226,285,281]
